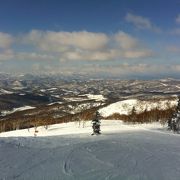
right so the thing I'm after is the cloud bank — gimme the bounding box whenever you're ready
[0,30,154,62]
[0,27,178,78]
[125,13,161,33]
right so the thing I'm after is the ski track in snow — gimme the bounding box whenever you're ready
[1,123,180,180]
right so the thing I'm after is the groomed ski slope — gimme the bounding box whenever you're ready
[0,120,180,180]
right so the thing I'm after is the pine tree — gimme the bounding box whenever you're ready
[169,96,180,133]
[176,96,180,110]
[130,106,137,122]
[91,111,101,135]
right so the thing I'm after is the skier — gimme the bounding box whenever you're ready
[91,111,101,135]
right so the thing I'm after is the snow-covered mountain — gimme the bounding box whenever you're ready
[99,98,177,117]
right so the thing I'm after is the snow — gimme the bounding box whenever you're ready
[99,98,177,117]
[83,94,107,101]
[0,120,160,138]
[40,89,46,92]
[67,102,103,114]
[0,89,13,94]
[19,93,26,96]
[51,95,61,98]
[47,101,63,106]
[175,85,180,89]
[1,106,36,116]
[64,97,87,102]
[0,120,180,180]
[47,87,57,91]
[12,86,24,90]
[161,83,168,87]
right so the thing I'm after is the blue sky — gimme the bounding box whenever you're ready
[0,0,180,78]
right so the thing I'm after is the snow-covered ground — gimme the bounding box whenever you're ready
[1,120,180,180]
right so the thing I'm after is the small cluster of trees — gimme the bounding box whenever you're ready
[0,104,104,133]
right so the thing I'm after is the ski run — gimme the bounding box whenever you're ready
[1,120,180,180]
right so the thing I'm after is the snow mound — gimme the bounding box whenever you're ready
[99,98,177,117]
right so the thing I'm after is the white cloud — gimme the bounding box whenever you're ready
[172,65,180,71]
[55,63,178,77]
[114,31,139,49]
[176,14,180,24]
[125,13,161,33]
[171,28,180,35]
[22,30,153,61]
[0,49,14,61]
[16,52,55,61]
[24,30,109,52]
[0,32,14,61]
[0,50,56,62]
[0,30,154,62]
[123,50,153,59]
[61,49,119,61]
[167,46,180,53]
[0,32,13,49]
[113,31,153,58]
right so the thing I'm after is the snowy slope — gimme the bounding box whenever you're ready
[0,89,13,94]
[1,121,180,180]
[99,98,177,117]
[0,120,162,138]
[1,106,36,116]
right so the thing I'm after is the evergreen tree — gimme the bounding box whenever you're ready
[130,106,137,122]
[91,111,101,135]
[169,96,180,133]
[176,96,180,111]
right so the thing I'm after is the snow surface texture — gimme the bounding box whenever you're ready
[99,98,177,117]
[1,120,180,180]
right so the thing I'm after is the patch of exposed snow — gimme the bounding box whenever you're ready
[1,106,36,116]
[175,85,180,89]
[64,97,87,102]
[0,89,13,94]
[48,102,63,106]
[40,89,46,92]
[160,83,168,87]
[82,94,106,101]
[51,95,60,98]
[47,87,57,91]
[68,102,103,114]
[12,86,25,90]
[19,93,26,96]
